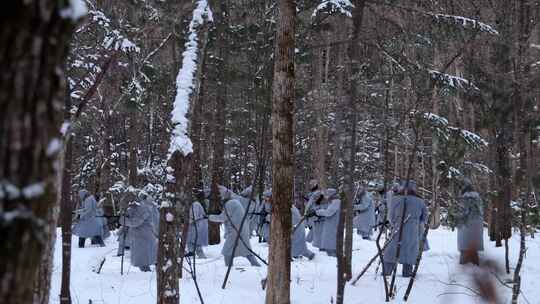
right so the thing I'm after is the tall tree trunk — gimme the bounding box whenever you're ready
[157,152,192,304]
[336,2,365,303]
[60,137,73,304]
[0,2,75,303]
[265,0,295,303]
[208,0,229,245]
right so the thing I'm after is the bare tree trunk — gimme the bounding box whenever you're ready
[208,0,229,245]
[0,2,75,303]
[157,152,192,304]
[265,0,295,303]
[60,137,73,304]
[336,6,366,302]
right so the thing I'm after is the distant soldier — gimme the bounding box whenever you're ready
[307,190,326,249]
[73,189,105,248]
[304,179,320,243]
[455,179,484,265]
[124,201,158,272]
[208,186,260,267]
[238,185,259,236]
[139,191,159,236]
[185,199,209,258]
[353,186,376,240]
[258,190,273,242]
[383,180,428,277]
[291,203,315,260]
[315,188,341,257]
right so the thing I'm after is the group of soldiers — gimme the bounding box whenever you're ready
[72,177,485,275]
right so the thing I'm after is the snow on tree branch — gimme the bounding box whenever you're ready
[422,112,488,149]
[60,0,88,21]
[312,0,354,18]
[428,70,480,92]
[168,0,212,157]
[89,10,140,53]
[432,14,499,35]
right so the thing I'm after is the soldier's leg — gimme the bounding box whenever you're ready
[195,246,207,259]
[78,237,86,248]
[139,265,151,272]
[246,255,261,267]
[224,255,233,267]
[304,249,315,260]
[326,249,337,257]
[382,262,396,276]
[95,235,105,247]
[402,264,413,277]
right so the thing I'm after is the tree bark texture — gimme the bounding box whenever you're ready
[157,152,192,304]
[265,0,295,303]
[208,0,230,245]
[60,137,73,304]
[0,2,74,303]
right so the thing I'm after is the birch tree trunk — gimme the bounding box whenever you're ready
[0,2,75,303]
[265,0,295,303]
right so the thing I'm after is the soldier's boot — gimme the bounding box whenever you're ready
[94,236,105,247]
[304,250,315,260]
[78,237,86,248]
[139,265,151,272]
[402,264,413,277]
[382,262,396,276]
[326,250,337,257]
[246,255,261,267]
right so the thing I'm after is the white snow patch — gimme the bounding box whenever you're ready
[60,0,88,21]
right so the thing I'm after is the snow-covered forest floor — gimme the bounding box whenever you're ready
[50,228,539,304]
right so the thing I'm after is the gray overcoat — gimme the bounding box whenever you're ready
[73,190,103,238]
[291,205,310,257]
[316,197,341,251]
[353,191,375,237]
[209,199,254,258]
[187,201,209,249]
[457,191,484,251]
[383,195,428,265]
[96,207,111,239]
[305,190,323,243]
[124,203,158,267]
[141,197,160,236]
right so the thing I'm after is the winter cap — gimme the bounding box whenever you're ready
[324,188,338,200]
[309,179,319,191]
[400,180,417,193]
[79,189,89,200]
[263,189,272,199]
[218,185,232,201]
[240,185,253,198]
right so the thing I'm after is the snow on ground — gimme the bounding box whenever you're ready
[49,228,540,304]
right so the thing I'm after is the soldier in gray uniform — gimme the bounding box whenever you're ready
[353,186,376,239]
[383,181,428,277]
[186,199,209,258]
[315,188,341,257]
[124,201,158,272]
[292,203,315,260]
[456,179,484,265]
[208,186,260,267]
[73,189,105,248]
